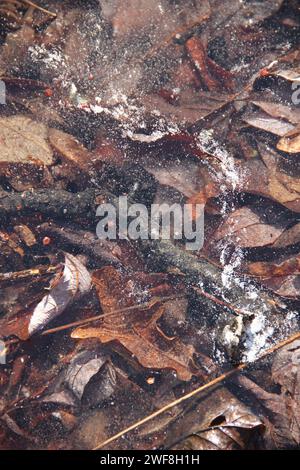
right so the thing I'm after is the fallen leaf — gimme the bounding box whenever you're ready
[248,255,300,278]
[272,222,300,248]
[241,143,300,212]
[0,115,53,163]
[72,267,196,381]
[253,101,300,125]
[212,206,290,248]
[186,36,220,91]
[243,111,295,137]
[166,388,263,450]
[0,115,55,190]
[247,255,300,298]
[42,349,117,408]
[0,253,91,340]
[28,253,91,336]
[142,90,233,132]
[277,128,300,154]
[48,128,95,173]
[238,340,300,448]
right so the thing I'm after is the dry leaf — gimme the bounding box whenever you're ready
[28,253,91,336]
[0,115,55,190]
[0,254,91,340]
[253,101,300,125]
[48,128,95,173]
[248,255,300,298]
[212,206,288,248]
[238,342,300,450]
[272,223,300,248]
[0,115,53,165]
[166,388,263,450]
[277,130,300,154]
[72,267,196,381]
[243,111,295,137]
[241,144,300,212]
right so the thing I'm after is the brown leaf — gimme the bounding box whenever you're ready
[212,206,288,248]
[243,111,295,137]
[186,36,220,92]
[71,267,196,381]
[48,128,95,173]
[247,255,300,298]
[0,253,91,340]
[238,340,300,448]
[44,350,117,406]
[248,255,300,278]
[253,101,300,126]
[0,115,53,164]
[0,115,55,190]
[142,89,233,132]
[166,388,263,450]
[241,144,300,212]
[277,128,300,154]
[28,253,91,336]
[106,0,210,47]
[261,274,299,298]
[272,222,300,248]
[146,159,205,198]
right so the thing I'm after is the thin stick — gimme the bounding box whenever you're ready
[23,0,57,17]
[93,329,300,450]
[0,265,59,283]
[41,294,185,335]
[3,295,186,346]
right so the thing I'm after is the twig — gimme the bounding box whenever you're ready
[0,188,283,316]
[23,0,56,17]
[0,265,59,284]
[3,295,186,346]
[93,329,300,450]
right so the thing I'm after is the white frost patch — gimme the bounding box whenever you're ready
[80,93,181,142]
[242,312,274,362]
[126,130,169,142]
[196,129,241,190]
[28,44,66,71]
[220,246,244,290]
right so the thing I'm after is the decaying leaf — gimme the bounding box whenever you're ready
[43,349,117,408]
[28,253,91,336]
[243,111,295,137]
[165,388,263,450]
[48,128,95,173]
[272,222,300,248]
[253,101,300,126]
[72,267,196,381]
[0,0,300,453]
[248,255,300,298]
[0,253,91,340]
[0,115,53,165]
[211,206,290,248]
[0,115,55,190]
[277,128,300,154]
[240,144,300,213]
[238,340,300,449]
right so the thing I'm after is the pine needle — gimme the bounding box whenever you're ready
[23,0,56,17]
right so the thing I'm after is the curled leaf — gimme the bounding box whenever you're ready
[28,253,91,336]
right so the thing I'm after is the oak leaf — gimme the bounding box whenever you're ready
[71,267,196,381]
